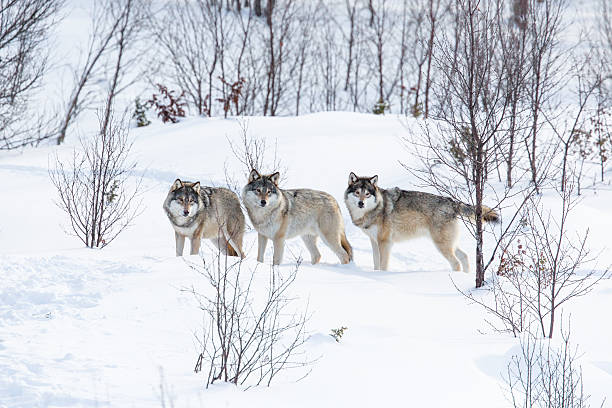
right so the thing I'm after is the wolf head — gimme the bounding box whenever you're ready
[243,169,280,208]
[166,179,203,218]
[345,172,380,212]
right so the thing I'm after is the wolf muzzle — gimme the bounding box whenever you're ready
[358,200,364,208]
[260,200,267,207]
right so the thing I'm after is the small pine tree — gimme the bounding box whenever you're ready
[132,97,150,127]
[410,102,423,118]
[373,99,389,115]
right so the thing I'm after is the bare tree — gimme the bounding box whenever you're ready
[413,0,514,288]
[50,103,142,248]
[101,0,145,133]
[506,325,598,408]
[408,2,428,116]
[340,0,369,111]
[149,0,222,117]
[590,91,612,183]
[316,6,342,111]
[0,0,62,149]
[523,0,567,190]
[546,54,602,193]
[423,0,443,118]
[461,177,608,338]
[498,0,530,187]
[190,253,310,387]
[262,0,298,116]
[342,0,359,93]
[600,0,612,87]
[368,0,393,109]
[57,0,133,145]
[292,3,314,115]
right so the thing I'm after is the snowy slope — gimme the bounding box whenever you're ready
[1,113,611,407]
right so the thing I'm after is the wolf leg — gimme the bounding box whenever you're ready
[257,233,268,263]
[455,248,470,273]
[301,235,321,264]
[319,232,350,264]
[223,226,244,258]
[321,233,351,264]
[190,235,202,255]
[369,238,381,270]
[272,237,285,265]
[175,232,185,256]
[378,240,392,270]
[432,239,462,271]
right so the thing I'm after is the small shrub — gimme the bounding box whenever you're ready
[217,76,246,118]
[192,256,310,388]
[132,97,150,127]
[50,107,142,248]
[373,99,389,115]
[410,102,423,118]
[147,84,186,124]
[330,326,348,343]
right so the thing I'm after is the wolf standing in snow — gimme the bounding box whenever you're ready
[163,179,245,257]
[344,172,498,272]
[242,170,352,266]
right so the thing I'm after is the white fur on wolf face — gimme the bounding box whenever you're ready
[242,188,280,210]
[345,189,378,218]
[168,198,199,221]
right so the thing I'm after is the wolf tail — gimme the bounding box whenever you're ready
[341,232,353,262]
[459,203,500,223]
[226,241,238,257]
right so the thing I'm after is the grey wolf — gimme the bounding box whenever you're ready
[163,179,245,257]
[344,172,498,271]
[242,169,352,265]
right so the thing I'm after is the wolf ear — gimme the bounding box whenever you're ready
[370,175,378,186]
[348,172,358,185]
[269,172,280,186]
[192,182,201,194]
[248,169,260,183]
[171,179,183,191]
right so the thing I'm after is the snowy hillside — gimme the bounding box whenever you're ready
[1,0,612,405]
[1,113,611,407]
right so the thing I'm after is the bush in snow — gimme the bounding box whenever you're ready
[190,254,310,388]
[147,84,186,124]
[372,99,389,115]
[505,325,597,408]
[330,326,348,343]
[461,177,608,339]
[50,104,142,248]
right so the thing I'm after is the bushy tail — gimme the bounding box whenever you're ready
[226,241,239,257]
[459,203,499,223]
[341,232,353,262]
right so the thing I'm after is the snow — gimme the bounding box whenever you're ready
[1,0,612,404]
[1,112,611,407]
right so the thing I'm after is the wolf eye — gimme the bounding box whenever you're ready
[365,192,370,197]
[354,191,360,196]
[256,188,261,193]
[188,198,194,203]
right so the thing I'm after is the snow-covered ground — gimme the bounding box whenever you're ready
[1,112,611,407]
